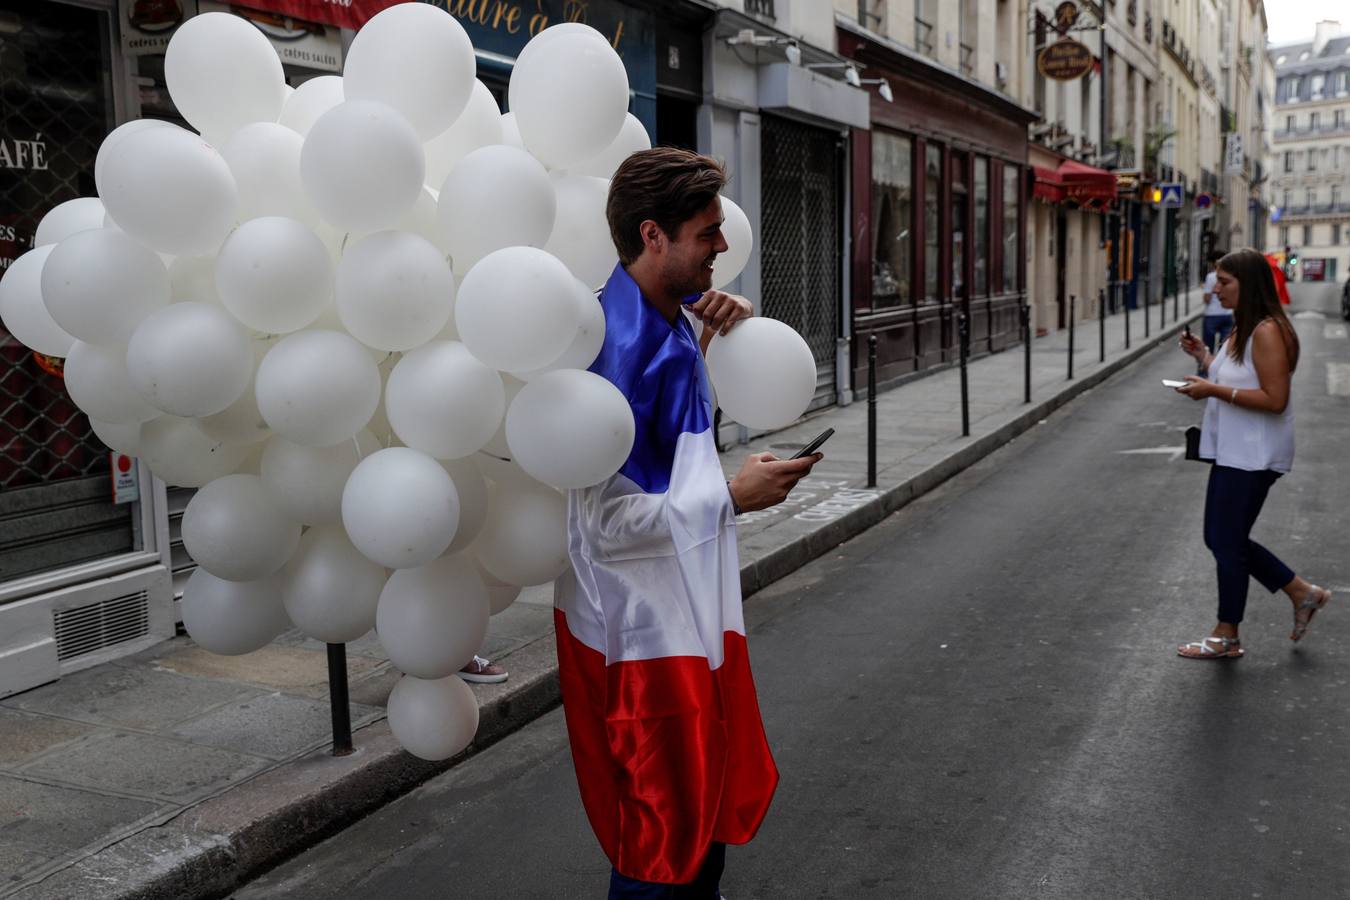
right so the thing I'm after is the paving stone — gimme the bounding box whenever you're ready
[0,665,259,731]
[152,643,382,692]
[18,731,268,804]
[0,775,162,882]
[171,693,382,760]
[0,709,99,768]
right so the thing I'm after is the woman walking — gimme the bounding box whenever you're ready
[1174,248,1331,659]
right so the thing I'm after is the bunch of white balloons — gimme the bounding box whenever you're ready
[0,8,808,761]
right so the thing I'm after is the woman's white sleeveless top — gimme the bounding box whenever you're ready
[1199,329,1295,473]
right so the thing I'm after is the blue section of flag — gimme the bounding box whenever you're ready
[588,264,713,495]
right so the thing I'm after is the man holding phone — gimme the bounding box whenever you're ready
[554,148,821,899]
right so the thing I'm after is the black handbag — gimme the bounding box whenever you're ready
[1184,426,1213,463]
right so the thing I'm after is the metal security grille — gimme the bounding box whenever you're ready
[760,115,841,411]
[53,590,150,661]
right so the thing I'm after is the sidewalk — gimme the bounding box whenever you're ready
[2,291,1200,900]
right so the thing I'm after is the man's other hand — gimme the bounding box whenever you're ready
[690,290,753,336]
[728,451,823,513]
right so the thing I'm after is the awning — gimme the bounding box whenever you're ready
[234,0,400,31]
[1032,165,1065,203]
[1058,159,1117,206]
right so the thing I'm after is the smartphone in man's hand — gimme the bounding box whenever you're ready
[789,428,833,460]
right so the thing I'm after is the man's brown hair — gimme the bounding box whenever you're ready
[606,148,727,266]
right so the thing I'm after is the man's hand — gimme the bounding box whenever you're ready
[689,290,753,336]
[728,451,823,514]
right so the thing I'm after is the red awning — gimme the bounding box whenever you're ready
[1057,159,1117,206]
[236,0,405,31]
[1032,165,1065,203]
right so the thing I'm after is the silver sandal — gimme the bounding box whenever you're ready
[1292,586,1332,642]
[1177,636,1244,659]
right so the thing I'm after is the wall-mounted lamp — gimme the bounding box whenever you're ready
[724,29,801,65]
[859,78,894,102]
[805,62,863,87]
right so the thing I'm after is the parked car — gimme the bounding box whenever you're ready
[1343,273,1350,321]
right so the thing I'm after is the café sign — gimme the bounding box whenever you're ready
[1037,38,1094,81]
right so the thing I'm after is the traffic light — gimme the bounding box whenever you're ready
[1287,246,1299,266]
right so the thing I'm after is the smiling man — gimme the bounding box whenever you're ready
[552,147,821,899]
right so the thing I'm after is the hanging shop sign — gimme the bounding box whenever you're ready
[120,0,199,56]
[1114,168,1141,198]
[200,2,342,72]
[1052,2,1080,34]
[1037,39,1094,81]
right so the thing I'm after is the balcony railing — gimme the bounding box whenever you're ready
[1278,202,1350,218]
[959,43,974,76]
[915,17,934,56]
[745,0,776,20]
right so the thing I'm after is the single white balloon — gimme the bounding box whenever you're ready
[438,145,555,275]
[386,673,479,761]
[282,525,387,644]
[423,79,502,190]
[164,12,287,141]
[705,318,816,430]
[95,119,180,196]
[511,279,606,380]
[220,123,318,225]
[300,100,425,233]
[711,195,753,290]
[342,446,460,569]
[138,417,252,487]
[543,173,616,290]
[510,32,630,170]
[569,113,652,179]
[181,473,301,581]
[216,217,334,334]
[89,418,146,456]
[335,231,453,351]
[473,481,569,586]
[99,127,239,256]
[41,228,170,345]
[34,198,107,248]
[505,369,635,489]
[126,302,253,417]
[255,330,382,447]
[279,75,344,137]
[0,246,74,357]
[454,247,579,372]
[181,567,290,656]
[376,554,488,678]
[62,341,160,424]
[385,341,504,460]
[342,3,476,140]
[260,429,380,525]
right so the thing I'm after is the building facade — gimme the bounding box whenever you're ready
[1269,20,1350,283]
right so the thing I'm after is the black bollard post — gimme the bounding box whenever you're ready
[1020,302,1032,403]
[1124,281,1132,349]
[1160,276,1166,331]
[327,643,353,756]
[867,334,877,488]
[958,311,970,437]
[1143,278,1151,338]
[1098,287,1106,363]
[1067,294,1076,380]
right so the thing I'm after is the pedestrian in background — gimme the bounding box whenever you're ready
[1174,247,1331,659]
[1200,248,1233,358]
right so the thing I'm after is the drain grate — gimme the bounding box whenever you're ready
[52,591,150,661]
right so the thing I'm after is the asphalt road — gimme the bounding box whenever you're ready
[236,283,1350,900]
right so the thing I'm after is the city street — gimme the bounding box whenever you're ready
[235,285,1350,900]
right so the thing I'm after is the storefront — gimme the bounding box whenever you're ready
[838,19,1036,389]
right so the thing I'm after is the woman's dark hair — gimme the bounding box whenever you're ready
[606,148,727,266]
[1216,247,1299,372]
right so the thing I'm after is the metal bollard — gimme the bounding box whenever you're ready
[1098,287,1106,363]
[1067,294,1076,380]
[1020,302,1032,403]
[1160,278,1166,331]
[1143,278,1151,338]
[1124,281,1132,349]
[327,643,354,756]
[958,311,970,437]
[867,334,877,488]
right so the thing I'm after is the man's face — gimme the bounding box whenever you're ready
[657,198,730,297]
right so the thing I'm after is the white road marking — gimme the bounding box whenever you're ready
[1325,324,1347,339]
[1293,310,1325,320]
[1328,362,1350,397]
[1116,446,1187,461]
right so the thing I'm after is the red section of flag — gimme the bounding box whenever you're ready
[233,0,408,31]
[554,609,779,884]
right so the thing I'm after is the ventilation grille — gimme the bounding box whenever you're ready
[53,591,150,661]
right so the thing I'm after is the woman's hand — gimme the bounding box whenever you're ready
[1178,375,1213,400]
[1178,331,1207,363]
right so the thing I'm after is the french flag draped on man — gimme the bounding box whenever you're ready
[553,262,778,884]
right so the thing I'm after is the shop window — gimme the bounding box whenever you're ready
[973,157,988,295]
[924,143,941,300]
[1001,164,1020,293]
[870,130,913,308]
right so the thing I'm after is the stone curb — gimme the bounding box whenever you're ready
[26,315,1193,900]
